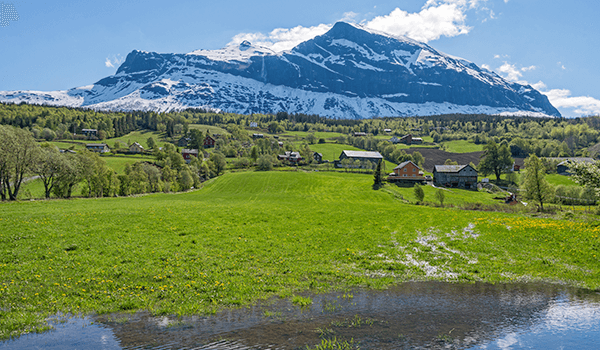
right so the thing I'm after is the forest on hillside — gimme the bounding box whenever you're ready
[1,102,600,160]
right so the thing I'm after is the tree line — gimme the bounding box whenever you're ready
[0,125,225,201]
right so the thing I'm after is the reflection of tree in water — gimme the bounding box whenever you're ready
[94,282,598,349]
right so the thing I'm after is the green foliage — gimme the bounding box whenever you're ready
[435,189,445,207]
[521,155,554,211]
[414,184,425,203]
[479,140,513,180]
[257,154,274,171]
[373,160,384,188]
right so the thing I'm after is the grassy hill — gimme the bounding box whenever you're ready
[1,171,599,339]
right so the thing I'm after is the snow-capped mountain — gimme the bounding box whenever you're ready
[0,22,561,118]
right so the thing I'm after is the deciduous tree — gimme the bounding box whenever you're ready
[521,154,554,211]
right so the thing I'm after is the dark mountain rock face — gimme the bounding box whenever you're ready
[0,22,561,118]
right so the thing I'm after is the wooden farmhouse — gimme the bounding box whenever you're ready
[278,151,303,164]
[433,164,478,189]
[336,150,383,168]
[86,143,110,153]
[388,161,425,184]
[203,135,216,148]
[181,149,199,164]
[129,142,144,154]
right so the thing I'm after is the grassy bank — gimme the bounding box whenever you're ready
[1,171,599,339]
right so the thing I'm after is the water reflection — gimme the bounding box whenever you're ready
[2,282,599,349]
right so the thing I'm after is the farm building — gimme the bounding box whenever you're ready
[393,134,422,145]
[313,152,323,163]
[252,133,264,139]
[278,151,303,164]
[86,143,110,153]
[336,150,383,168]
[433,164,478,189]
[177,137,191,147]
[203,135,216,148]
[129,142,144,153]
[388,161,425,184]
[353,132,368,137]
[551,157,595,175]
[181,149,199,164]
[81,129,98,137]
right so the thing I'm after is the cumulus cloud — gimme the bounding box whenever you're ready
[229,24,332,52]
[492,63,600,116]
[543,89,600,116]
[497,62,523,82]
[227,0,490,51]
[105,54,125,68]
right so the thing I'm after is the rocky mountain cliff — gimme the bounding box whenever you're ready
[0,22,561,118]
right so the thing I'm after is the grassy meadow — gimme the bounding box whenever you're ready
[1,171,600,340]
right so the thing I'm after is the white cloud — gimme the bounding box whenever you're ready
[227,0,490,51]
[497,62,522,82]
[521,65,536,72]
[105,54,124,68]
[229,24,332,52]
[543,88,600,116]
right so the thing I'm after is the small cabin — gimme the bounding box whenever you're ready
[129,142,144,154]
[203,135,216,148]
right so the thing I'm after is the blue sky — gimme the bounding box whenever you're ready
[1,0,599,117]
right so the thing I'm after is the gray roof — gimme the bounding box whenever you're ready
[551,158,595,166]
[181,149,199,154]
[86,143,108,147]
[394,160,419,170]
[341,150,383,159]
[434,164,473,173]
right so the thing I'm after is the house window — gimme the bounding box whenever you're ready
[412,168,416,172]
[404,168,407,172]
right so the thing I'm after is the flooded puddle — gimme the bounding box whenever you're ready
[2,282,600,349]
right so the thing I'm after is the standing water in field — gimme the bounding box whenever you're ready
[2,282,600,349]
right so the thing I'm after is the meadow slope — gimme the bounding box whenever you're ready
[1,171,599,339]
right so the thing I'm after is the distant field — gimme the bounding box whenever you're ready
[2,171,599,340]
[189,124,229,136]
[279,130,345,140]
[441,140,483,153]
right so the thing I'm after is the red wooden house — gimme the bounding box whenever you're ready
[203,135,216,148]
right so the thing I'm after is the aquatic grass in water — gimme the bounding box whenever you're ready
[1,171,599,340]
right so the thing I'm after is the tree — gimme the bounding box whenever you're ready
[373,160,384,188]
[479,140,513,180]
[209,152,227,175]
[257,154,273,171]
[147,136,157,150]
[30,146,64,198]
[0,125,38,200]
[521,154,554,211]
[412,151,424,168]
[414,184,425,203]
[435,189,445,207]
[569,160,600,196]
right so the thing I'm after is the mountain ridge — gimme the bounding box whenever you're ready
[0,22,561,118]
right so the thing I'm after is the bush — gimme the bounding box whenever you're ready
[257,155,273,171]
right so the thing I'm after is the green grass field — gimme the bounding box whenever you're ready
[189,124,230,136]
[441,140,483,153]
[1,171,599,339]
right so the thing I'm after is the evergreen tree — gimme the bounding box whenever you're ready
[373,160,384,188]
